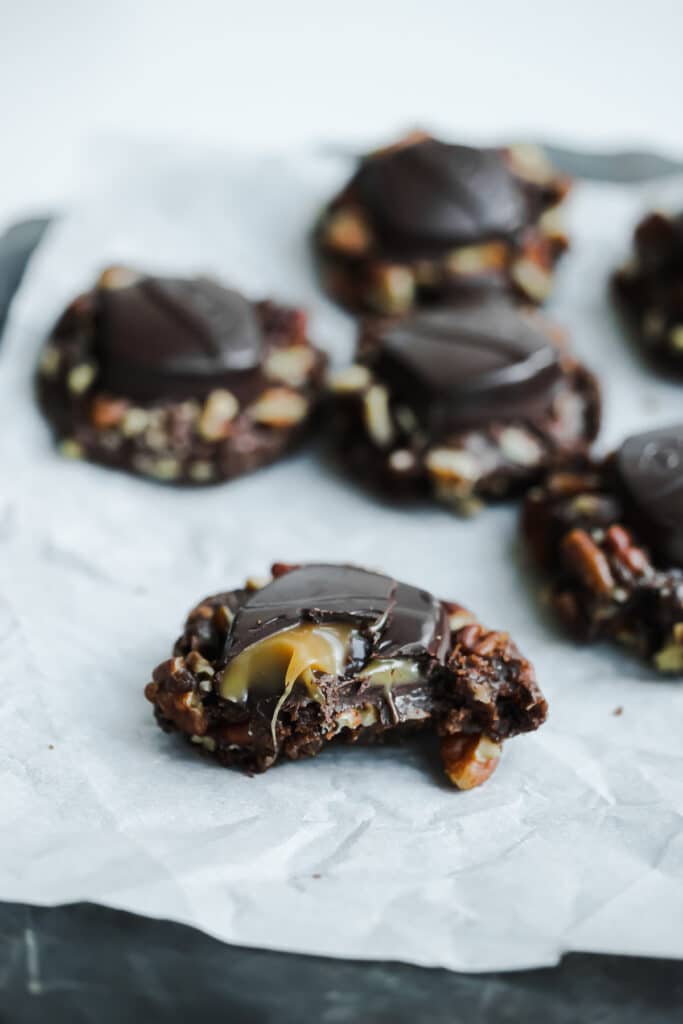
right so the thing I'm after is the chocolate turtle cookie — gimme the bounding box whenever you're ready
[145,563,548,788]
[523,424,683,671]
[315,134,570,315]
[613,210,683,374]
[328,295,600,514]
[37,266,326,484]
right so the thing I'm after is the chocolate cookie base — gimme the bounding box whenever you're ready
[316,227,568,318]
[144,565,547,789]
[523,463,683,672]
[37,282,326,486]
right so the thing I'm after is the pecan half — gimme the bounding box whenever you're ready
[441,734,502,790]
[561,528,615,595]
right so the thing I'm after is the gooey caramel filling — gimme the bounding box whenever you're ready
[219,623,355,703]
[218,622,427,705]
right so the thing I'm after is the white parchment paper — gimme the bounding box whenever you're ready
[2,146,683,972]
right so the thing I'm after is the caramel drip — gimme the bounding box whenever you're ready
[219,623,355,703]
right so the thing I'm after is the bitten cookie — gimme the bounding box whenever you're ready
[314,133,570,315]
[37,267,326,484]
[145,563,548,789]
[613,211,683,373]
[328,295,600,514]
[523,424,683,672]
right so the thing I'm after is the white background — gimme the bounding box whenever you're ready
[1,0,683,227]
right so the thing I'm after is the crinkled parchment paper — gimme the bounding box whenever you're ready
[1,145,683,971]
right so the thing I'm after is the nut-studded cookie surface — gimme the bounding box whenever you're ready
[145,563,548,788]
[37,267,327,484]
[613,211,683,374]
[314,134,571,315]
[523,424,683,672]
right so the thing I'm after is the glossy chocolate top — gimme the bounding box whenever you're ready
[354,138,527,256]
[633,211,683,277]
[95,275,263,401]
[225,564,449,665]
[616,425,683,566]
[371,297,562,432]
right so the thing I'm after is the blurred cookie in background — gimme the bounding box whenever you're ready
[37,266,327,484]
[613,210,683,375]
[328,295,600,514]
[523,424,683,672]
[315,133,570,315]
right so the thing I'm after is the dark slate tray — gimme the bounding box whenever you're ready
[2,901,682,1024]
[2,146,683,1023]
